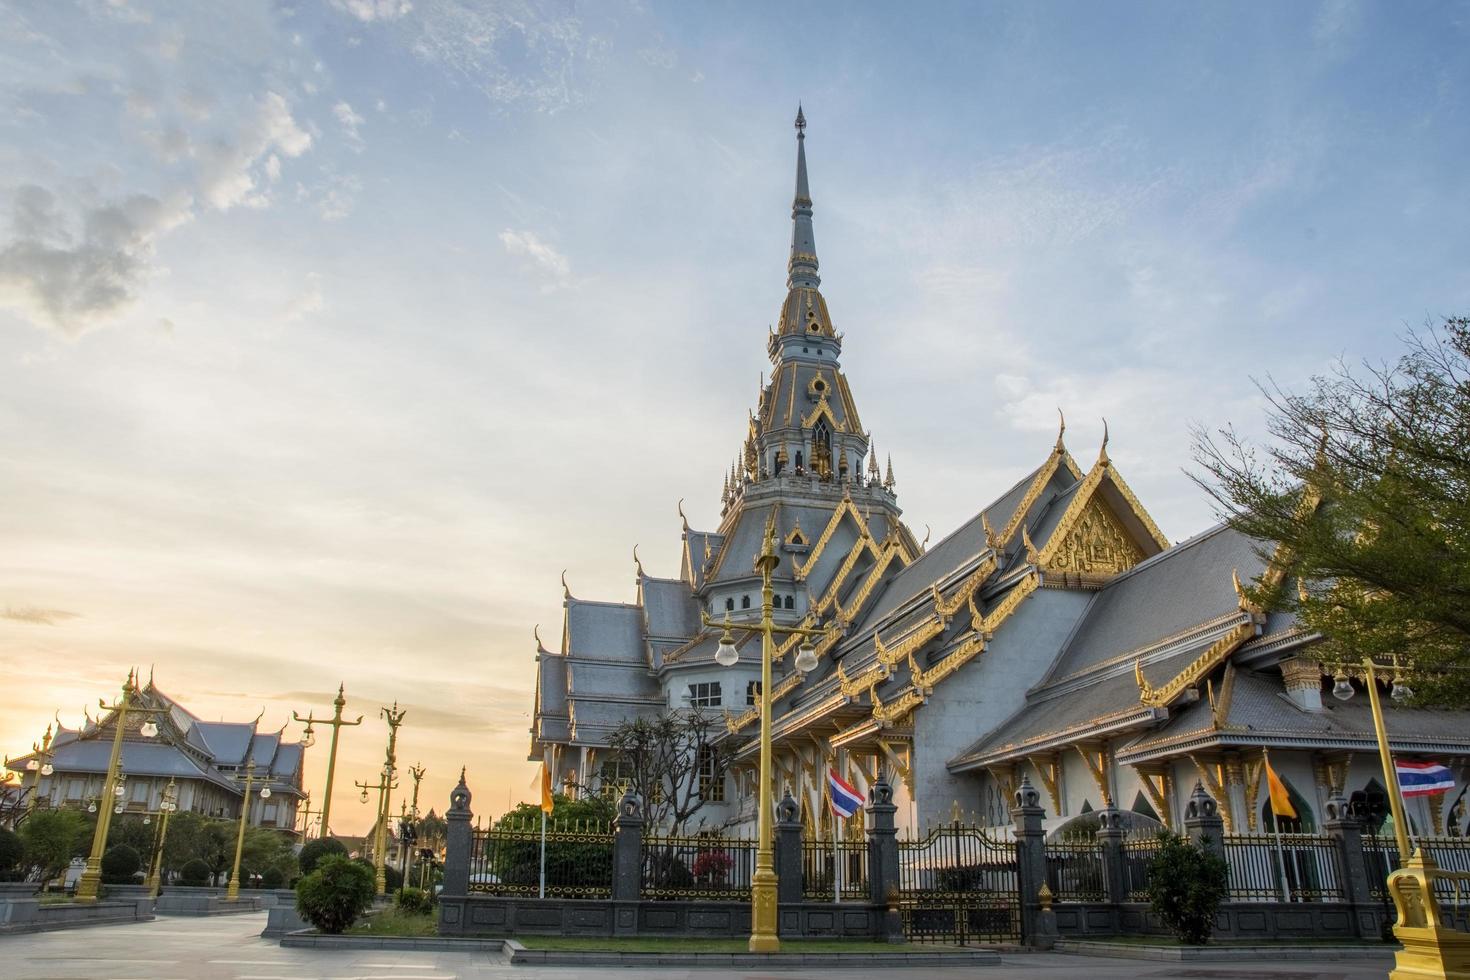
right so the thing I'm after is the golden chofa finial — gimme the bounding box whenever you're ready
[1098,418,1111,466]
[921,525,931,552]
[533,624,546,652]
[1056,407,1066,453]
[982,512,998,550]
[632,544,643,577]
[1021,524,1039,564]
[677,498,689,533]
[561,569,572,600]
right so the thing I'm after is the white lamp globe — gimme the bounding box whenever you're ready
[794,640,819,674]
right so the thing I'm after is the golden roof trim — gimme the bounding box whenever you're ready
[1135,621,1255,708]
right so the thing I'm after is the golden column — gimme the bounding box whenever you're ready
[708,515,826,953]
[372,703,407,895]
[355,767,396,896]
[76,671,166,903]
[226,760,271,900]
[293,684,363,838]
[144,778,179,899]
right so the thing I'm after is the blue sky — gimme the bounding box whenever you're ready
[2,0,1467,828]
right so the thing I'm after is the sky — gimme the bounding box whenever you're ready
[1,0,1468,834]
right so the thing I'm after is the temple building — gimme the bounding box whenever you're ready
[5,675,306,833]
[528,111,1470,841]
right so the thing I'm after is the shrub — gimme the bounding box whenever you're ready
[1144,832,1230,945]
[297,837,348,876]
[395,886,431,914]
[692,850,733,883]
[179,858,212,886]
[101,844,142,884]
[351,856,401,891]
[296,854,375,934]
[0,826,24,882]
[260,866,286,889]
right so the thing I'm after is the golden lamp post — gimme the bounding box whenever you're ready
[296,791,322,837]
[225,759,273,900]
[706,514,828,953]
[355,766,397,896]
[144,778,179,899]
[1331,657,1470,979]
[371,703,407,895]
[21,723,56,814]
[293,684,363,839]
[76,671,167,903]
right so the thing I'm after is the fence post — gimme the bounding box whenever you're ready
[1323,791,1377,938]
[1096,806,1128,905]
[775,790,803,905]
[1183,781,1227,861]
[611,787,643,903]
[1011,773,1055,948]
[864,770,903,941]
[442,768,473,897]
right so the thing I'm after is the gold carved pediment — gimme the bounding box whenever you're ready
[1046,495,1146,576]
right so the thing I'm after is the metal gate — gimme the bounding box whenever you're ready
[897,820,1021,944]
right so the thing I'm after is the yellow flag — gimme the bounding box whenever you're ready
[1265,757,1297,819]
[540,762,554,815]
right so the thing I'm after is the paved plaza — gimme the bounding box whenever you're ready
[0,914,1397,980]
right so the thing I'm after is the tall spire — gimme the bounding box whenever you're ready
[787,105,820,290]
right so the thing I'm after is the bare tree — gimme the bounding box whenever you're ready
[606,710,730,833]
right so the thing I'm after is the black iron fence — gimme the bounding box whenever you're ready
[639,832,756,901]
[1365,834,1470,906]
[1121,833,1166,901]
[897,822,1020,944]
[1044,838,1105,902]
[1222,833,1346,902]
[467,816,614,898]
[800,837,869,901]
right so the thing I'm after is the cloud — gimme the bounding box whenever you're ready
[316,172,364,221]
[333,100,365,151]
[0,185,194,337]
[330,0,414,21]
[498,228,571,288]
[282,272,325,322]
[2,606,82,625]
[196,91,313,211]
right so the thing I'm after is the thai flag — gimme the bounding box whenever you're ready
[828,768,863,819]
[1397,760,1456,798]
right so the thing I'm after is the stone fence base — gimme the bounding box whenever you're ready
[438,895,894,940]
[1052,901,1390,942]
[0,897,154,934]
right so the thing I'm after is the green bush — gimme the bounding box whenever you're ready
[179,858,211,886]
[260,866,286,889]
[395,886,431,914]
[351,856,401,891]
[297,837,348,876]
[19,809,90,884]
[296,854,375,934]
[0,826,24,881]
[1144,832,1230,945]
[101,844,141,884]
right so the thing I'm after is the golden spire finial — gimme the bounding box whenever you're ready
[1056,407,1066,453]
[677,498,689,532]
[1098,418,1110,465]
[632,544,643,577]
[982,512,997,549]
[533,624,545,651]
[1021,524,1038,564]
[561,569,571,600]
[921,524,931,552]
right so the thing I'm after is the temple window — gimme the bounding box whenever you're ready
[747,680,761,705]
[741,595,751,609]
[688,682,722,707]
[697,745,725,802]
[725,598,734,612]
[784,595,794,609]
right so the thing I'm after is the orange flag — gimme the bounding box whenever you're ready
[1264,756,1297,819]
[540,762,554,815]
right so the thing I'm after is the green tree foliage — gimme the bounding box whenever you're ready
[239,827,294,886]
[178,858,211,886]
[295,854,375,934]
[161,812,233,882]
[416,811,446,855]
[1194,318,1470,704]
[101,844,142,884]
[106,815,155,860]
[395,886,432,914]
[298,836,348,875]
[489,794,615,893]
[19,809,89,883]
[260,866,286,889]
[0,826,25,881]
[1144,833,1230,945]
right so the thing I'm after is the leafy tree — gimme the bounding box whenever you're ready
[106,815,156,867]
[239,827,294,885]
[1194,318,1470,704]
[161,812,229,883]
[0,826,24,881]
[101,844,142,884]
[178,858,211,886]
[19,809,89,884]
[296,854,375,934]
[605,710,729,831]
[1144,832,1229,945]
[415,810,446,856]
[487,794,615,893]
[298,836,348,875]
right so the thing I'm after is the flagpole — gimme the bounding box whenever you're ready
[1263,749,1292,903]
[539,807,547,900]
[829,778,841,904]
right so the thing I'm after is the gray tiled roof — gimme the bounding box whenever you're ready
[39,739,240,792]
[641,576,701,639]
[192,722,255,764]
[565,599,645,663]
[1049,524,1267,680]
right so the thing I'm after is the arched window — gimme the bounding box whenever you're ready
[784,595,794,609]
[795,451,804,472]
[725,598,734,612]
[772,452,783,477]
[741,595,751,609]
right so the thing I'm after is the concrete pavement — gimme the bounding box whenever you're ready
[0,911,1395,980]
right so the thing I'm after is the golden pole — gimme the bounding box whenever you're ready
[294,684,363,839]
[225,761,257,900]
[749,527,780,953]
[145,778,178,899]
[373,704,407,896]
[1363,659,1413,865]
[77,672,157,903]
[24,724,55,815]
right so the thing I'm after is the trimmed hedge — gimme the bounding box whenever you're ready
[296,854,375,934]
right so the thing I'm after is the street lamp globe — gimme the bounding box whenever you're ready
[259,786,272,799]
[143,815,151,825]
[360,789,370,804]
[794,639,818,674]
[1331,672,1355,701]
[140,720,159,738]
[1391,678,1414,702]
[114,783,125,797]
[41,763,53,776]
[715,617,739,667]
[301,726,316,748]
[88,801,98,813]
[25,759,38,771]
[113,803,123,814]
